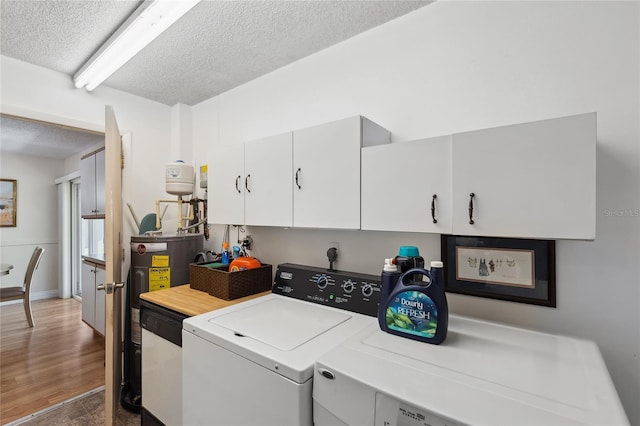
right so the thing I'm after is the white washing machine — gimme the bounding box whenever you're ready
[182,263,382,426]
[314,315,629,426]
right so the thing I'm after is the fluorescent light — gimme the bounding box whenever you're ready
[73,0,200,91]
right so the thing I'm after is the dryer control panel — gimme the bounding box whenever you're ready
[272,263,382,317]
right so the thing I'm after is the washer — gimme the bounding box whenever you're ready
[182,263,382,426]
[314,316,629,426]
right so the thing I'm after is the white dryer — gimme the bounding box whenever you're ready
[314,316,629,426]
[182,263,382,426]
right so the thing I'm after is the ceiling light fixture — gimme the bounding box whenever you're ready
[73,0,201,92]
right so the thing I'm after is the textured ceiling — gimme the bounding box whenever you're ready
[0,0,432,158]
[0,0,432,106]
[0,116,104,160]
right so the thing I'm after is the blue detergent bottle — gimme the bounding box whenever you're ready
[378,260,448,345]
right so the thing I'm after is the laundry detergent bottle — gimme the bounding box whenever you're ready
[379,261,448,345]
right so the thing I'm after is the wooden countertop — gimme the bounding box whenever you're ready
[139,284,270,317]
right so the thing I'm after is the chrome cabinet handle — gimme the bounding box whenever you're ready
[431,194,438,224]
[245,174,251,193]
[235,175,241,193]
[468,193,475,225]
[295,168,302,189]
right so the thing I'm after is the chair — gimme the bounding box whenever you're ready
[0,247,44,327]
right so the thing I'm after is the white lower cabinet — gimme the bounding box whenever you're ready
[361,136,453,233]
[452,112,596,239]
[81,260,105,335]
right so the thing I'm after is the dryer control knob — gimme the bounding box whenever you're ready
[343,280,355,293]
[362,284,374,298]
[318,368,335,380]
[317,274,328,289]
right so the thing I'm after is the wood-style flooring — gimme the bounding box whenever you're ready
[0,298,105,425]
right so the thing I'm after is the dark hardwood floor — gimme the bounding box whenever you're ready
[0,298,105,424]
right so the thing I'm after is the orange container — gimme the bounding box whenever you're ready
[229,257,261,272]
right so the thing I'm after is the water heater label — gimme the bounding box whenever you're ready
[152,255,169,267]
[385,291,438,338]
[149,267,171,291]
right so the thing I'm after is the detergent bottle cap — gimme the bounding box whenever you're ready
[398,246,420,257]
[383,258,398,272]
[430,261,443,268]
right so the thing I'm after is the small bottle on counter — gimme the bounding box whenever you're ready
[378,258,402,330]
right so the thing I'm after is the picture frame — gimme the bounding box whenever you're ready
[0,179,17,227]
[441,235,556,307]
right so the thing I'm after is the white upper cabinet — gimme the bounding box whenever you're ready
[81,148,105,218]
[293,116,390,229]
[244,132,293,227]
[361,136,452,233]
[209,143,245,225]
[451,112,596,239]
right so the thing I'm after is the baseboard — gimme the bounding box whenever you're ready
[0,290,61,306]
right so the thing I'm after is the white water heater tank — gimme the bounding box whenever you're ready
[166,161,194,196]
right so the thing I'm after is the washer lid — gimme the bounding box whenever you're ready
[208,298,350,351]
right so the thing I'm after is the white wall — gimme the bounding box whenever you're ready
[0,153,63,298]
[192,1,639,423]
[0,56,176,232]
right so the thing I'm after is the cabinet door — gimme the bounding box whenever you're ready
[293,117,362,229]
[452,113,596,239]
[209,144,245,224]
[94,266,106,336]
[80,155,96,217]
[81,262,96,329]
[361,136,452,233]
[94,149,106,216]
[244,132,293,227]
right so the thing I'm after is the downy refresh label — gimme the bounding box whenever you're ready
[386,291,438,338]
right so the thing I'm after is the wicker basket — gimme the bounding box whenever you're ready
[189,262,273,300]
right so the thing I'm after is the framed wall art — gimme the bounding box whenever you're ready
[441,235,556,307]
[0,179,17,227]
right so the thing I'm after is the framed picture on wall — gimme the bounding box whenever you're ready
[441,235,556,307]
[0,179,17,227]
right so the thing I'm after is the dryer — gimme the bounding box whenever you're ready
[182,263,382,425]
[314,316,629,426]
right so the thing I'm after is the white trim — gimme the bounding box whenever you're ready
[0,290,59,307]
[54,170,81,185]
[0,104,103,133]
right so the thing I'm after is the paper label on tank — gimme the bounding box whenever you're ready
[386,291,437,338]
[149,267,170,291]
[152,255,169,267]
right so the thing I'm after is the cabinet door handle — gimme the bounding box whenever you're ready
[431,194,438,224]
[295,168,302,189]
[468,193,475,225]
[235,175,241,193]
[245,174,251,193]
